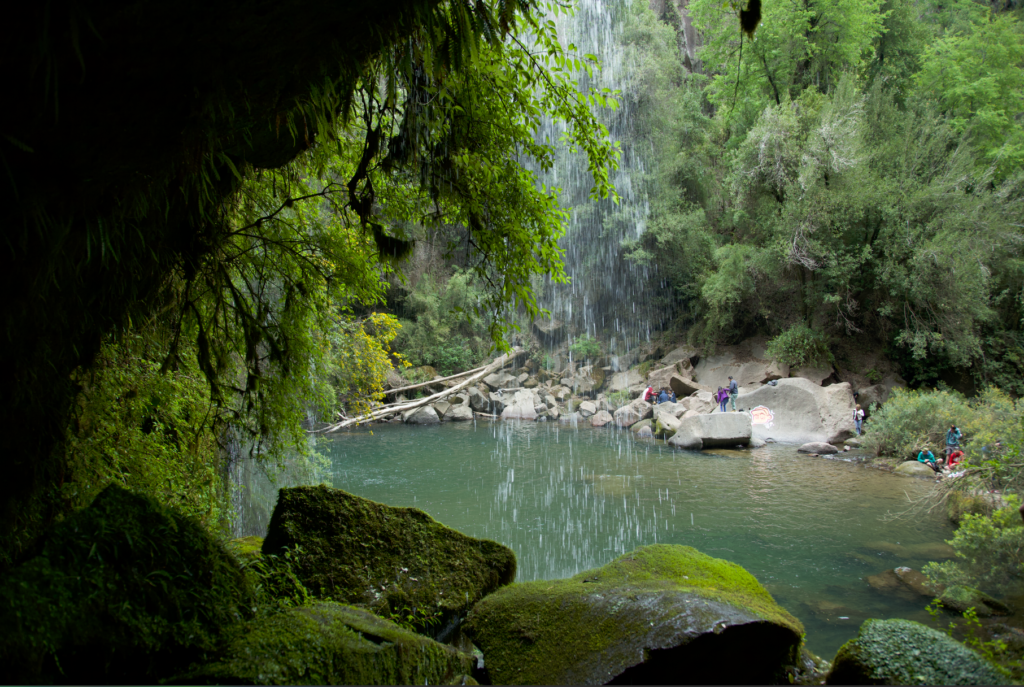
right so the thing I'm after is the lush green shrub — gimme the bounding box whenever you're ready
[765,324,834,369]
[924,495,1024,597]
[864,386,1023,459]
[568,334,602,360]
[393,270,488,371]
[432,342,476,376]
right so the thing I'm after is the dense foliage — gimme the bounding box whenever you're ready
[0,0,620,564]
[621,0,1024,385]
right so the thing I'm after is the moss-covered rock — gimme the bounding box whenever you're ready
[178,601,473,685]
[262,485,515,637]
[462,543,803,685]
[939,585,1011,617]
[826,618,1006,685]
[0,485,251,684]
[229,535,266,561]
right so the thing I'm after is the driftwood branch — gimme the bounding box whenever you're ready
[383,362,491,396]
[317,348,524,432]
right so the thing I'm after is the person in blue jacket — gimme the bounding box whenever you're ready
[728,376,739,412]
[917,448,940,473]
[657,388,670,404]
[945,425,962,459]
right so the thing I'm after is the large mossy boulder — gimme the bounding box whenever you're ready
[179,602,473,685]
[262,485,516,637]
[0,485,251,684]
[462,544,803,685]
[827,618,1005,685]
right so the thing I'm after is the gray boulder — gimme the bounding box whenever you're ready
[636,425,654,438]
[501,390,538,421]
[553,386,571,402]
[546,405,560,421]
[590,410,614,427]
[857,383,891,413]
[432,401,451,419]
[447,404,474,422]
[798,442,838,454]
[654,408,682,438]
[827,619,1005,685]
[607,369,642,393]
[487,392,507,414]
[467,387,490,413]
[894,461,937,478]
[668,413,752,450]
[659,345,698,368]
[404,406,440,424]
[792,363,833,385]
[578,401,597,418]
[691,340,790,389]
[613,399,653,428]
[738,377,856,445]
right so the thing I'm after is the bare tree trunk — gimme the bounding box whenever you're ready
[317,348,524,432]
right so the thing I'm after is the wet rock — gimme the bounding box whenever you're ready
[546,405,560,420]
[740,378,856,445]
[263,485,516,638]
[654,408,682,438]
[613,399,653,428]
[894,461,937,478]
[827,618,1005,685]
[939,585,1011,617]
[553,386,572,402]
[798,442,839,454]
[516,372,529,384]
[180,602,473,685]
[467,387,490,413]
[559,411,581,424]
[844,437,862,447]
[590,410,614,427]
[543,393,557,408]
[630,418,654,434]
[523,377,539,389]
[484,371,517,391]
[868,568,940,601]
[803,598,866,622]
[404,405,440,424]
[433,400,451,418]
[462,544,803,685]
[0,486,251,685]
[667,413,752,451]
[487,392,507,414]
[501,390,539,421]
[608,369,643,393]
[447,404,474,422]
[532,316,564,344]
[636,424,655,438]
[578,400,597,417]
[893,567,941,597]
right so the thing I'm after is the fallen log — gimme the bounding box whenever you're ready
[383,363,491,397]
[317,348,525,432]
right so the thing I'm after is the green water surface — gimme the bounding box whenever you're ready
[294,420,954,657]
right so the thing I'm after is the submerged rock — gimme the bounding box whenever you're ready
[262,485,516,638]
[0,485,252,685]
[462,544,803,685]
[827,618,1005,685]
[798,442,839,454]
[181,602,473,685]
[667,413,752,450]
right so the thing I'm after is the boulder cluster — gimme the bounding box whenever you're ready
[0,484,1008,685]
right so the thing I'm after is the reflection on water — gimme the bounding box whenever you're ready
[247,420,953,657]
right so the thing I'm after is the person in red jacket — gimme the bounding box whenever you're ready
[947,449,965,469]
[643,385,656,403]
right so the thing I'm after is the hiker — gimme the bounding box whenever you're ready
[658,388,670,404]
[728,376,739,412]
[644,385,656,403]
[716,386,728,412]
[853,405,865,436]
[917,448,941,473]
[947,448,965,469]
[945,425,962,458]
[669,389,677,403]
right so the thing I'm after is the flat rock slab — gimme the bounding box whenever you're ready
[668,413,752,450]
[262,486,516,637]
[827,619,1005,685]
[180,602,473,685]
[739,378,855,445]
[463,544,803,685]
[798,442,838,454]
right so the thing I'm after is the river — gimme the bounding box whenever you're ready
[236,419,952,658]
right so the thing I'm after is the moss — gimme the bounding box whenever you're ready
[630,418,653,433]
[178,601,473,685]
[939,585,1011,617]
[0,485,252,684]
[262,485,515,634]
[827,618,1007,685]
[462,544,803,685]
[947,492,999,525]
[228,535,266,561]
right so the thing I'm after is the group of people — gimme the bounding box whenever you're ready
[643,385,677,404]
[916,425,965,474]
[713,376,740,412]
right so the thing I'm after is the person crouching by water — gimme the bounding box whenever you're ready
[853,404,865,436]
[947,448,965,470]
[917,448,941,473]
[716,386,728,412]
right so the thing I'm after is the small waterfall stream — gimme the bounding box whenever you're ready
[530,0,657,367]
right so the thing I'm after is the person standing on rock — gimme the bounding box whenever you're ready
[716,386,728,412]
[728,376,739,412]
[853,405,865,436]
[945,425,962,459]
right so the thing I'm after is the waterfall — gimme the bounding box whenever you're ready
[531,0,655,370]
